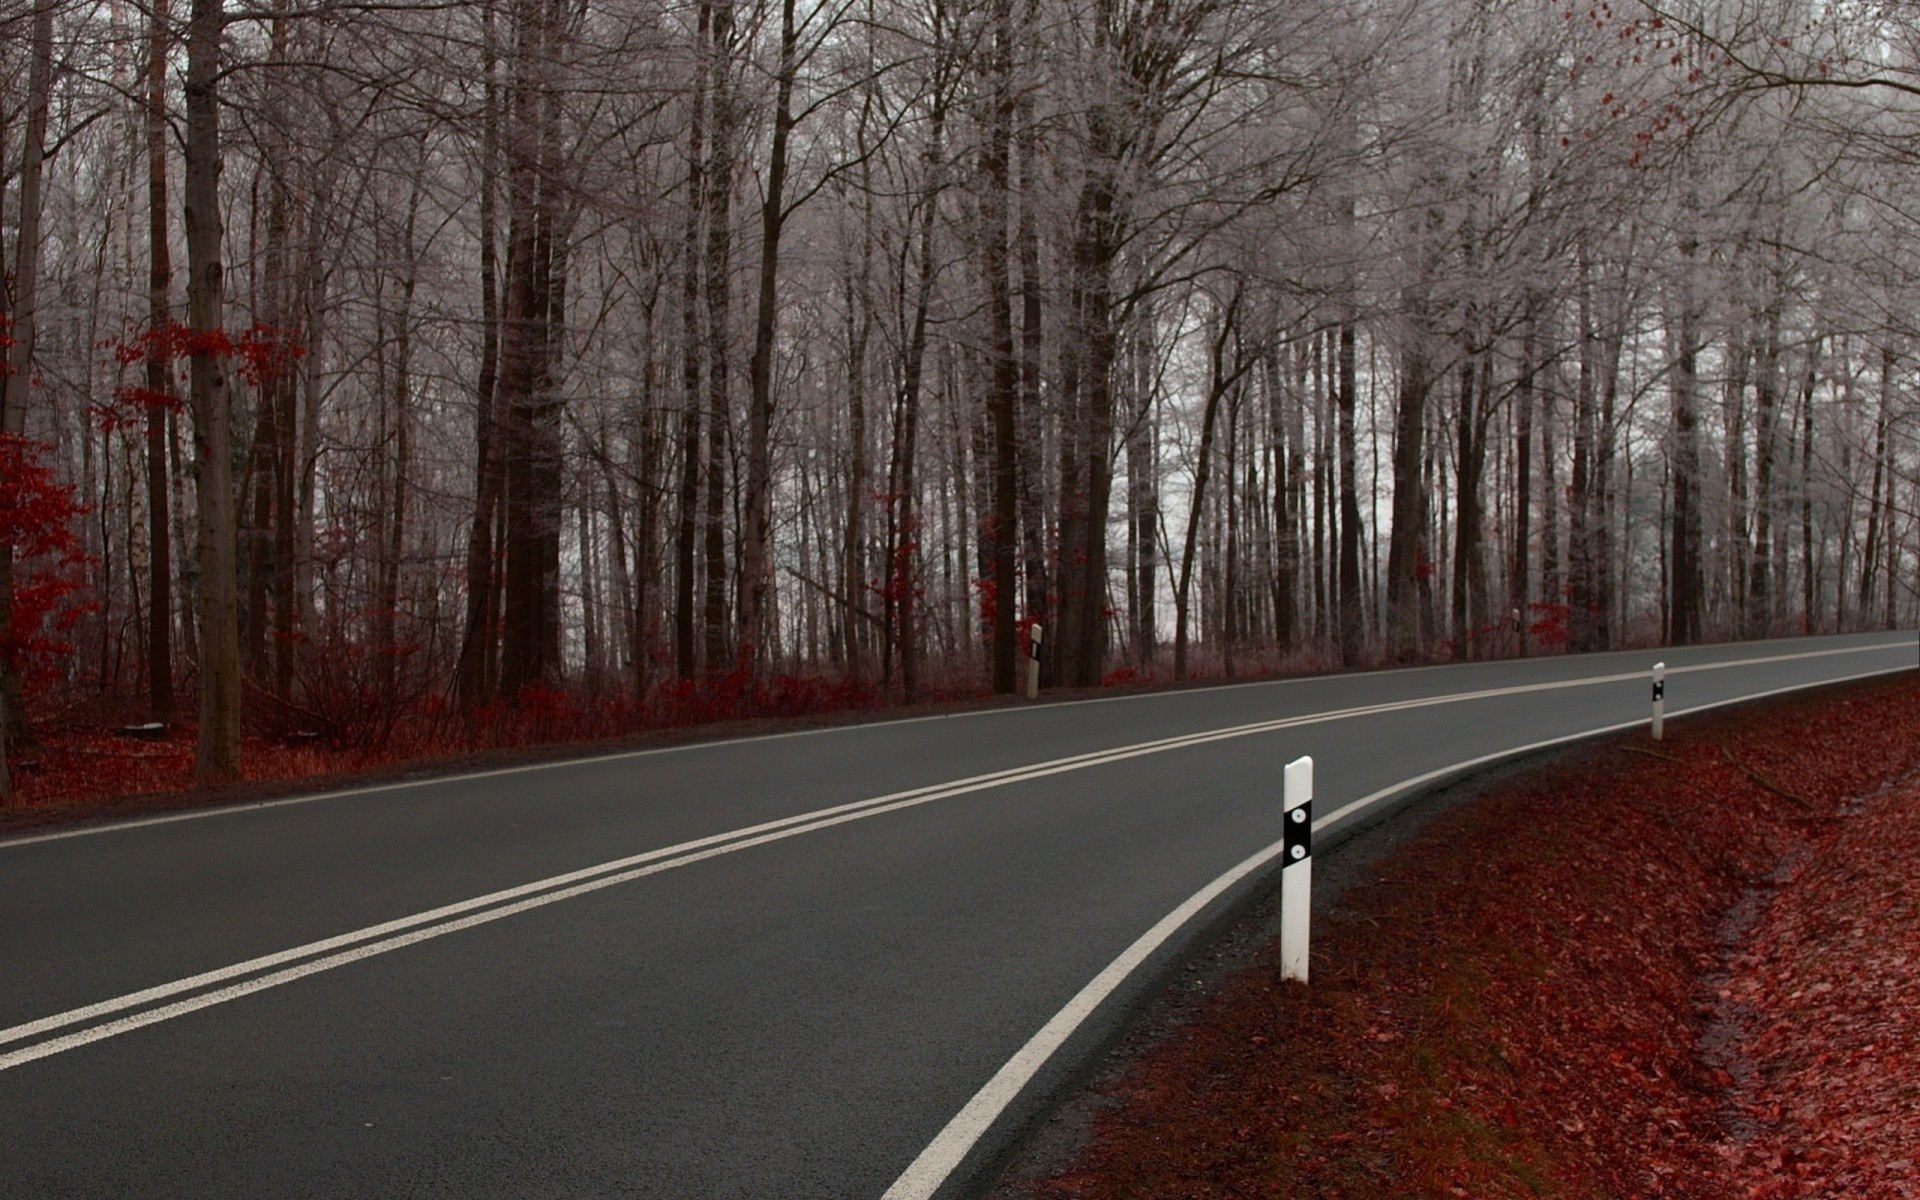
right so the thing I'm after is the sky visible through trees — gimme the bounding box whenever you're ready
[1,0,1917,785]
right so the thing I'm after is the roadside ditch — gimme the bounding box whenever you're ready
[985,673,1920,1200]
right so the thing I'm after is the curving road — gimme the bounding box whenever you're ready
[1,631,1911,1199]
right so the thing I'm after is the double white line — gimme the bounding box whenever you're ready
[1,640,1906,1078]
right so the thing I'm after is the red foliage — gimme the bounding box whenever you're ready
[1528,600,1573,645]
[1719,778,1920,1198]
[0,435,94,687]
[95,320,302,433]
[1017,677,1920,1200]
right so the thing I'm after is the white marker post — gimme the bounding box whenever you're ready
[1280,755,1313,983]
[1651,661,1666,741]
[1027,624,1043,700]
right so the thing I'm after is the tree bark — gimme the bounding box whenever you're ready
[1667,291,1705,645]
[1385,326,1430,659]
[701,0,736,674]
[889,32,947,701]
[0,0,55,751]
[982,0,1019,693]
[185,0,243,782]
[674,0,708,682]
[146,0,176,723]
[457,0,505,708]
[1335,317,1362,665]
[740,0,798,667]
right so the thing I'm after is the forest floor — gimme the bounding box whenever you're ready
[0,646,1367,836]
[990,673,1920,1200]
[0,675,992,836]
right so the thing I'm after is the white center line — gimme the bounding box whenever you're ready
[2,639,1907,1078]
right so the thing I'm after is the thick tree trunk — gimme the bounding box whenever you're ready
[1860,348,1892,622]
[1267,347,1299,651]
[1668,298,1705,646]
[1799,344,1818,631]
[1385,332,1430,659]
[1335,318,1362,665]
[185,0,243,782]
[1066,171,1118,688]
[841,232,869,682]
[890,54,946,701]
[1568,260,1599,653]
[1015,92,1049,645]
[0,0,55,751]
[1450,353,1490,660]
[982,0,1019,693]
[498,0,566,695]
[1128,312,1157,669]
[701,0,735,674]
[457,0,505,708]
[1748,310,1780,637]
[674,2,708,682]
[146,0,176,723]
[1593,316,1621,649]
[1513,311,1536,652]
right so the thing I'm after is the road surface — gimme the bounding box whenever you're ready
[1,632,1910,1198]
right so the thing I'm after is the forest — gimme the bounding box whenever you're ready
[1,0,1916,794]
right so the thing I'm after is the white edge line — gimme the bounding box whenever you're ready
[3,652,1910,1074]
[0,665,1713,1054]
[877,657,1917,1200]
[3,652,1908,1063]
[4,636,1907,851]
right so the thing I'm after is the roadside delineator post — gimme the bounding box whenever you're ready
[1027,624,1043,700]
[1651,661,1666,741]
[1281,755,1313,983]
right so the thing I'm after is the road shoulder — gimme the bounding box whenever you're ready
[984,674,1920,1200]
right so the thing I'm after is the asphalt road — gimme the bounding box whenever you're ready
[1,632,1911,1199]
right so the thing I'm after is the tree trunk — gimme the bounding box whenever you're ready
[1385,327,1430,659]
[1450,353,1490,660]
[1748,308,1780,637]
[1861,348,1891,622]
[1335,317,1362,664]
[1568,255,1600,653]
[457,0,505,708]
[1173,301,1242,680]
[1513,308,1536,653]
[1267,347,1298,651]
[1015,90,1049,647]
[0,0,55,751]
[1667,297,1704,645]
[1799,342,1818,631]
[674,1,708,682]
[890,40,947,701]
[841,217,870,682]
[740,0,797,667]
[498,0,567,696]
[982,0,1019,693]
[146,0,176,723]
[702,0,736,675]
[185,0,243,782]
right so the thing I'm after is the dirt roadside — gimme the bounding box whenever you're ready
[986,674,1920,1200]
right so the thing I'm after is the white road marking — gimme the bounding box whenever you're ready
[877,658,1915,1200]
[0,642,1908,1077]
[3,636,1904,851]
